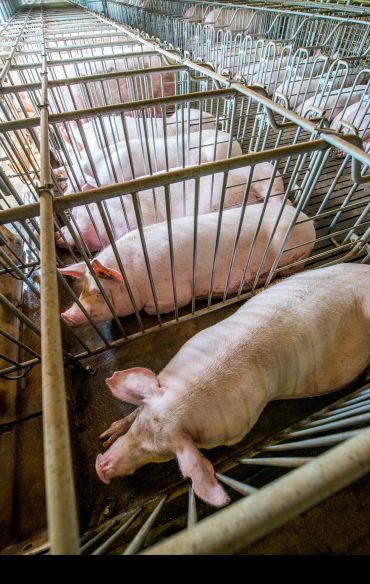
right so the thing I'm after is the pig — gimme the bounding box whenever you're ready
[48,50,175,114]
[58,202,314,327]
[298,85,368,120]
[55,161,285,251]
[183,5,206,22]
[331,99,370,142]
[251,56,324,96]
[204,8,256,34]
[276,73,360,109]
[58,109,216,155]
[56,129,242,195]
[331,99,370,157]
[96,263,370,506]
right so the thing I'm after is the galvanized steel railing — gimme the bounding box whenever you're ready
[0,1,369,555]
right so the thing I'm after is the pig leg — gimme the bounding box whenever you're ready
[55,226,75,249]
[99,409,140,448]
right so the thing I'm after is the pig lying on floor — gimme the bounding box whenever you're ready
[59,202,314,326]
[96,263,370,506]
[55,162,285,252]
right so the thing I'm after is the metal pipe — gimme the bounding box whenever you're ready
[38,10,79,555]
[0,64,185,94]
[142,425,370,555]
[65,5,370,165]
[0,139,330,225]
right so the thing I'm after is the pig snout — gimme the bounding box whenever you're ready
[95,453,112,485]
[61,305,88,327]
[95,443,135,484]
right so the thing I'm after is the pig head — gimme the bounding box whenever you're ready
[95,368,229,507]
[58,259,128,327]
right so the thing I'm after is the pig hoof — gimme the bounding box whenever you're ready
[100,418,129,448]
[334,149,345,159]
[55,231,70,248]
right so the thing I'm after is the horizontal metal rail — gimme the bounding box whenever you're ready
[1,0,369,558]
[0,139,331,224]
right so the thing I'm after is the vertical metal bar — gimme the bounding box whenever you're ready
[38,9,80,555]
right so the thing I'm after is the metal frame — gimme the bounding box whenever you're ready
[0,1,369,555]
[77,0,370,61]
[27,380,370,554]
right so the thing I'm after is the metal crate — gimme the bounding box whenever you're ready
[1,1,370,555]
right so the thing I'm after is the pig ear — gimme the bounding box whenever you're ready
[58,261,86,279]
[82,183,95,192]
[105,367,163,405]
[91,259,124,282]
[175,435,230,508]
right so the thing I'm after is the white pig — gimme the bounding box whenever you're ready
[55,161,285,251]
[96,263,370,506]
[331,99,370,142]
[204,8,256,34]
[276,73,359,109]
[298,85,368,120]
[58,129,242,195]
[58,202,314,326]
[58,109,216,155]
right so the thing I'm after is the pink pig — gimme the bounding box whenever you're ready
[298,85,368,120]
[55,162,285,252]
[58,202,314,327]
[57,109,216,155]
[331,99,370,142]
[58,128,241,193]
[96,263,370,506]
[276,73,360,109]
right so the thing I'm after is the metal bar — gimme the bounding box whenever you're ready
[216,473,258,495]
[142,425,370,555]
[0,89,235,130]
[262,430,361,451]
[80,507,141,553]
[240,457,314,467]
[0,139,330,225]
[38,10,79,555]
[0,328,41,360]
[91,508,142,555]
[0,64,185,94]
[187,486,197,530]
[308,403,370,426]
[123,496,167,555]
[283,413,370,438]
[69,9,370,165]
[0,292,41,336]
[0,357,40,378]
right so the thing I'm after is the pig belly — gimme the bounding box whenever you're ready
[191,207,313,298]
[273,304,370,400]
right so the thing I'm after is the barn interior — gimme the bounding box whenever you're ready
[1,0,370,555]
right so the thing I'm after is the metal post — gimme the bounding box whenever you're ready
[38,7,80,555]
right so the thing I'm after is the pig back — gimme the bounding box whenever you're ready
[117,202,315,315]
[190,203,314,298]
[158,264,370,448]
[235,263,370,400]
